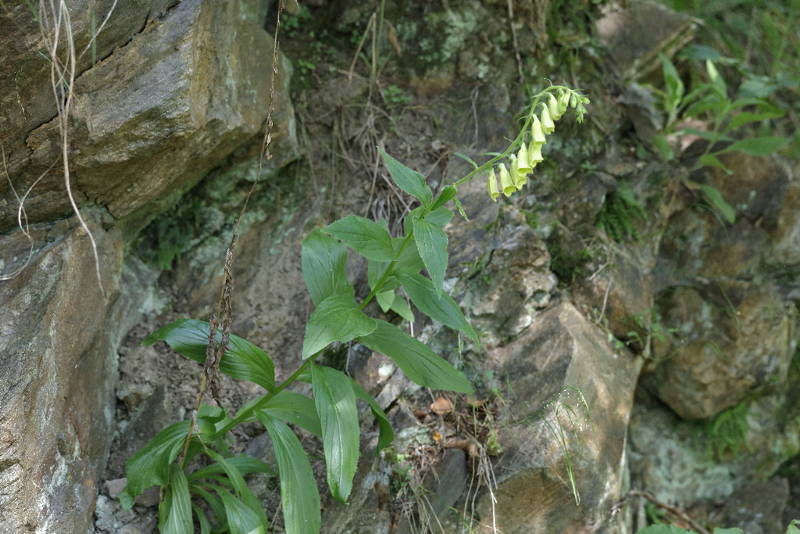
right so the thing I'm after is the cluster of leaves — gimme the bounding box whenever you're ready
[595,182,647,242]
[120,151,481,534]
[637,519,800,534]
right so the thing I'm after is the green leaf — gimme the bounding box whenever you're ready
[785,520,800,534]
[721,136,788,156]
[706,59,727,96]
[452,152,479,169]
[188,456,275,482]
[698,154,732,174]
[379,148,434,207]
[258,414,321,534]
[412,217,449,293]
[325,215,395,262]
[301,229,351,305]
[217,488,266,534]
[390,296,415,322]
[204,449,269,529]
[358,320,473,393]
[431,185,457,210]
[193,504,212,534]
[160,466,193,534]
[120,421,190,508]
[350,379,394,451]
[393,237,424,275]
[699,184,736,224]
[728,110,783,130]
[143,320,275,390]
[302,293,377,358]
[259,391,322,436]
[713,529,744,534]
[376,290,395,312]
[660,54,684,115]
[424,207,454,228]
[398,272,479,343]
[650,134,674,161]
[190,486,227,530]
[312,365,360,501]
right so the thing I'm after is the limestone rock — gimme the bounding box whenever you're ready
[1,0,282,235]
[0,224,123,533]
[478,302,641,533]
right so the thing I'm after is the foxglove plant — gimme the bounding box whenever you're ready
[121,84,589,534]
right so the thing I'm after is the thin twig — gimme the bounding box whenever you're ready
[613,489,711,534]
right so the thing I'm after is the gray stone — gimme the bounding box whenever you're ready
[712,478,790,534]
[477,302,641,533]
[0,223,123,533]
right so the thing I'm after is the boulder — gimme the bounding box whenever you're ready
[477,302,641,533]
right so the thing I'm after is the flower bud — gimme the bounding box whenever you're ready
[498,163,515,197]
[547,93,561,121]
[531,115,546,144]
[540,104,555,134]
[528,142,543,166]
[487,168,500,201]
[570,93,578,108]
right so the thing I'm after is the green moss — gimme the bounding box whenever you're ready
[596,183,647,242]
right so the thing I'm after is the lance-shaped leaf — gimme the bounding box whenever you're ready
[412,216,449,292]
[302,229,351,305]
[257,390,322,437]
[204,448,268,532]
[312,365,360,501]
[424,207,454,228]
[159,465,193,534]
[302,294,377,358]
[258,414,321,534]
[325,215,394,261]
[379,148,434,207]
[358,320,473,393]
[120,421,190,509]
[143,320,275,390]
[398,272,479,343]
[720,136,788,156]
[350,379,394,451]
[217,488,266,534]
[188,456,275,482]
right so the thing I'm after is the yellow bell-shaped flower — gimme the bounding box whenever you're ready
[528,142,544,167]
[498,163,515,197]
[547,93,561,121]
[516,143,532,174]
[531,115,546,145]
[487,168,500,201]
[510,155,528,189]
[540,104,555,134]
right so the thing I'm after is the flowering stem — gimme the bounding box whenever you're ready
[452,85,573,190]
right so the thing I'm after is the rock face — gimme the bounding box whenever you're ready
[479,302,641,533]
[1,0,276,235]
[0,224,123,533]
